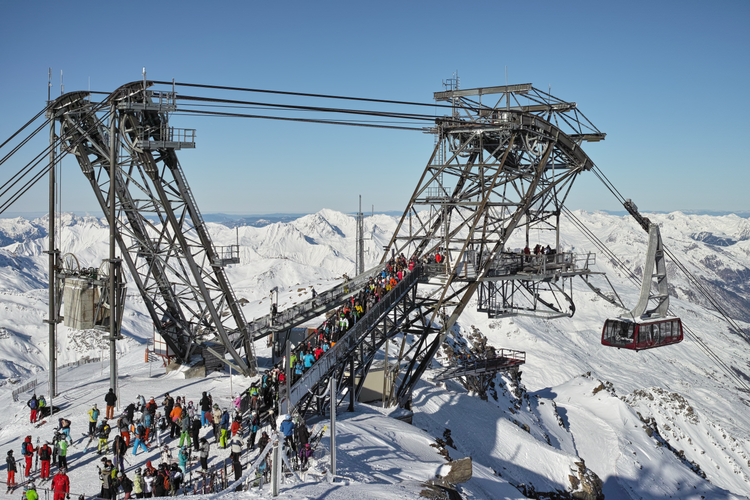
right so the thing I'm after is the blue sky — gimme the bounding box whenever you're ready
[0,0,747,216]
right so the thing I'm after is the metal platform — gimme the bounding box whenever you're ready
[432,349,526,381]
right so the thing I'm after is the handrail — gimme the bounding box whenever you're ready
[246,263,388,340]
[282,266,422,413]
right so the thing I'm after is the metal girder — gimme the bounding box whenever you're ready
[376,83,604,406]
[50,83,256,375]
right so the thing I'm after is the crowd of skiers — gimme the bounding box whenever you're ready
[5,256,417,498]
[284,253,417,386]
[11,381,323,499]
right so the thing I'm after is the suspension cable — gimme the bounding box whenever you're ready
[0,105,50,150]
[174,108,427,131]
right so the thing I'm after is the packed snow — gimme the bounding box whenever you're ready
[0,209,749,499]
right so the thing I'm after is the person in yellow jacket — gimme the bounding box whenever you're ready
[88,404,100,436]
[23,482,38,500]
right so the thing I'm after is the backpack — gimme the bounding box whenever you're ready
[22,442,30,457]
[163,473,171,491]
[92,408,100,420]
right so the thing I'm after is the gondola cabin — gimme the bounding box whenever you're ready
[601,317,683,351]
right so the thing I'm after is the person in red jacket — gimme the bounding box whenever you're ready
[50,468,70,500]
[22,436,36,478]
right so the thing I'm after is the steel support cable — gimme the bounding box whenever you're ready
[0,117,53,168]
[663,246,747,339]
[174,108,427,132]
[0,105,50,151]
[177,94,442,121]
[589,165,746,339]
[154,80,462,111]
[563,207,750,392]
[0,107,112,214]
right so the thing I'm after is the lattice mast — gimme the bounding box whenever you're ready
[382,83,605,403]
[49,81,256,375]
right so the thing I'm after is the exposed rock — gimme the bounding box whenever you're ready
[444,457,472,484]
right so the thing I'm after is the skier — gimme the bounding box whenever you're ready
[57,418,72,444]
[6,449,17,492]
[198,438,209,472]
[153,463,169,497]
[97,419,111,454]
[199,392,211,427]
[136,395,146,413]
[56,436,68,471]
[179,412,191,448]
[22,436,36,478]
[38,442,51,480]
[23,482,38,500]
[177,446,189,475]
[112,433,126,475]
[50,468,70,500]
[191,417,201,453]
[27,395,39,424]
[279,414,296,453]
[169,402,182,440]
[231,435,242,482]
[117,471,133,500]
[88,404,100,437]
[37,396,47,419]
[160,444,172,466]
[117,415,131,448]
[211,404,222,443]
[219,408,230,449]
[247,411,260,450]
[298,443,313,470]
[104,388,117,420]
[296,418,310,448]
[168,463,183,495]
[256,431,270,453]
[132,422,149,456]
[99,458,113,499]
[132,467,144,499]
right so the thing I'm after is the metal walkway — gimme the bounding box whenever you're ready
[281,265,424,414]
[245,264,387,341]
[432,349,526,382]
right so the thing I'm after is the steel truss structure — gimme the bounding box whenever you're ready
[267,84,607,414]
[379,83,604,405]
[48,81,256,375]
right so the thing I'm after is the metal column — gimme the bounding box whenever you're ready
[108,103,119,393]
[47,95,57,400]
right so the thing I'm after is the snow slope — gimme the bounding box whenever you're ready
[0,210,749,499]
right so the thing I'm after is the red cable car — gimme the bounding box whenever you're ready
[601,317,683,351]
[601,223,684,351]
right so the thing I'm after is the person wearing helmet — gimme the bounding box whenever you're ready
[219,408,230,449]
[247,410,260,451]
[23,481,38,500]
[88,404,100,437]
[280,414,296,453]
[97,418,111,454]
[6,449,17,491]
[50,467,70,500]
[132,467,144,498]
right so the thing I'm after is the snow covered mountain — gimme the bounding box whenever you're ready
[0,210,749,499]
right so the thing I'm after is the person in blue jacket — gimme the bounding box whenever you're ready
[303,352,315,369]
[279,414,296,453]
[219,409,230,449]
